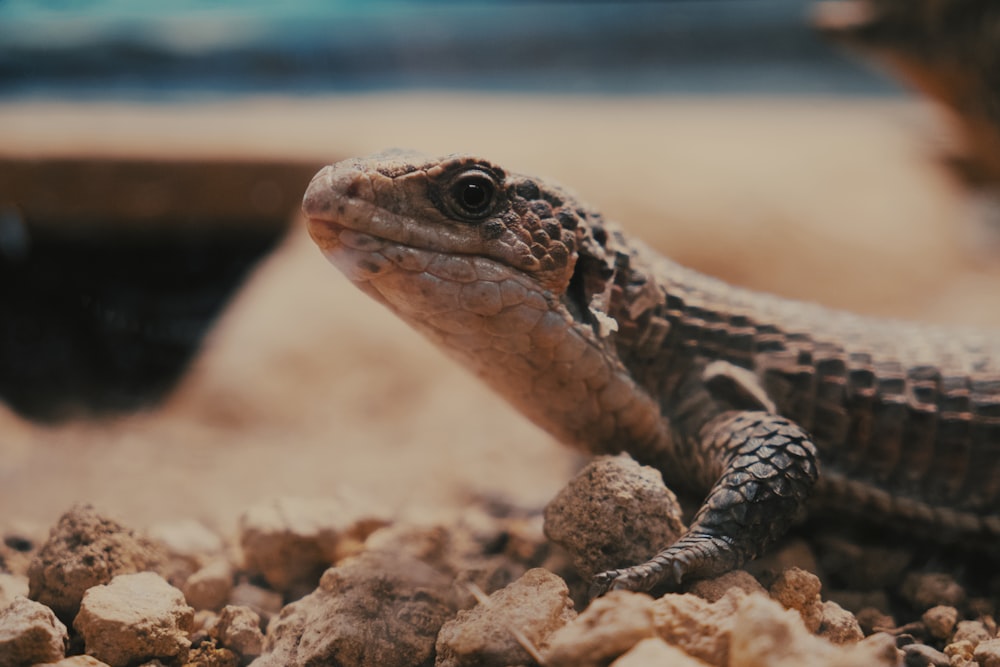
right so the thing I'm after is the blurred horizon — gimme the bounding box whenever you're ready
[0,0,897,100]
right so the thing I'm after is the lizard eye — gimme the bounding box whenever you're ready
[447,170,498,221]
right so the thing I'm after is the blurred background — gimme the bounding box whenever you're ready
[0,0,995,531]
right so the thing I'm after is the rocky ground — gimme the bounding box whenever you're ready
[2,458,999,667]
[3,94,1000,666]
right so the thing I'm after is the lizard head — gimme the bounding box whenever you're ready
[303,150,619,340]
[302,150,668,457]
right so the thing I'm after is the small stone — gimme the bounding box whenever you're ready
[921,605,958,641]
[228,582,283,622]
[769,567,823,633]
[183,560,234,612]
[34,657,111,666]
[27,505,166,621]
[182,642,239,667]
[239,496,389,595]
[899,572,965,611]
[0,573,29,610]
[213,605,264,662]
[952,620,991,646]
[974,639,1000,667]
[435,568,575,667]
[944,639,975,662]
[729,593,899,667]
[653,590,741,666]
[901,642,950,667]
[855,607,896,635]
[818,600,864,644]
[253,550,454,667]
[610,637,710,667]
[0,596,68,667]
[543,590,656,667]
[688,570,766,603]
[149,520,226,563]
[543,455,685,579]
[73,572,194,667]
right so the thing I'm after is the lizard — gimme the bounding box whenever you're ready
[302,150,1000,595]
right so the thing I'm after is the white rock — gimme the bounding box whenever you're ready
[0,596,68,667]
[74,572,194,667]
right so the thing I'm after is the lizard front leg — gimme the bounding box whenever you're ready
[590,411,819,595]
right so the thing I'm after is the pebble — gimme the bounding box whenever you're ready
[0,596,68,667]
[213,605,265,662]
[900,572,966,610]
[543,455,685,579]
[543,590,656,667]
[610,637,710,667]
[73,572,194,667]
[921,605,958,640]
[769,567,823,633]
[253,550,454,667]
[901,642,950,667]
[974,639,1000,667]
[818,600,864,644]
[182,559,234,612]
[27,505,166,621]
[239,495,389,595]
[688,570,766,603]
[730,593,899,667]
[435,568,575,667]
[953,620,992,645]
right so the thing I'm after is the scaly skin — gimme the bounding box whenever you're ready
[302,150,1000,594]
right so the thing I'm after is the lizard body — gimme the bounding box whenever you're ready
[303,151,1000,593]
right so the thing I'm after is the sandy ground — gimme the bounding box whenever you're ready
[1,93,999,536]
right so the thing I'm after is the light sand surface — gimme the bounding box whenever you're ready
[1,93,999,533]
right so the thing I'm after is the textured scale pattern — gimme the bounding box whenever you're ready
[303,151,1000,594]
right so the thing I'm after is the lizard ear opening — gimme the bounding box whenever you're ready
[563,221,617,334]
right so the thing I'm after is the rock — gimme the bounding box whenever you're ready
[543,590,656,667]
[35,657,111,666]
[921,605,958,641]
[149,519,228,586]
[183,559,234,612]
[688,570,766,603]
[0,573,29,610]
[27,505,165,621]
[436,568,575,667]
[952,620,992,645]
[899,572,965,611]
[817,600,864,644]
[227,583,283,622]
[73,572,194,667]
[974,639,1000,667]
[149,520,226,564]
[769,567,824,633]
[182,643,239,667]
[543,455,685,579]
[0,596,68,667]
[252,550,454,667]
[901,642,950,667]
[944,639,976,664]
[653,590,742,665]
[729,593,899,667]
[239,496,389,595]
[854,606,895,635]
[213,605,265,662]
[610,637,711,667]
